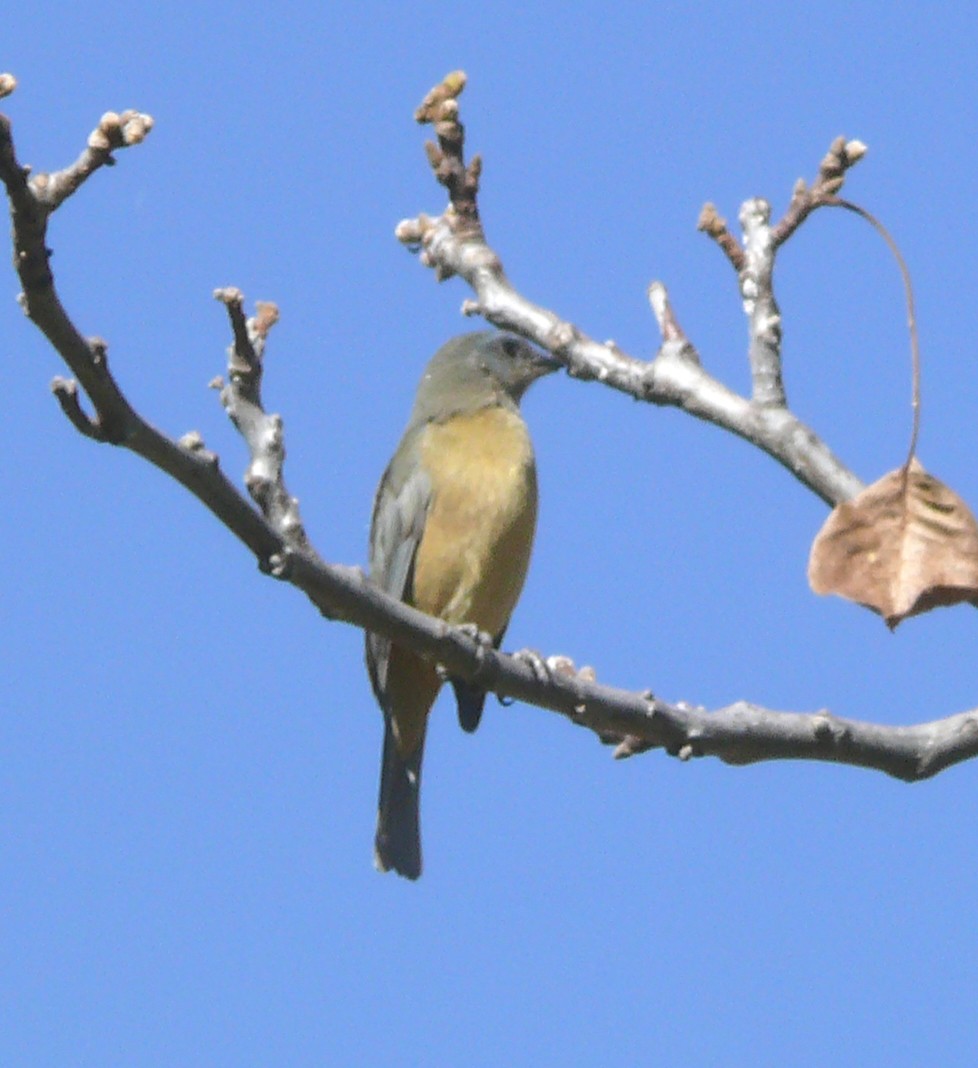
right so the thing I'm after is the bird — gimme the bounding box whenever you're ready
[365,331,558,879]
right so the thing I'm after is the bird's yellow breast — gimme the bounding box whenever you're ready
[413,405,538,638]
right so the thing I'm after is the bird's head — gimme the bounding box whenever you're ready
[411,331,559,424]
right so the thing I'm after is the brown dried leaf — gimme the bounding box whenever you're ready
[808,458,978,628]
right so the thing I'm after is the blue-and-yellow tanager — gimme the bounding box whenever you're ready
[366,331,557,879]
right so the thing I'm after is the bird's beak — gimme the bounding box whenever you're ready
[527,349,562,381]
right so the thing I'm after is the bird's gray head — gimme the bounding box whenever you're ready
[410,331,559,425]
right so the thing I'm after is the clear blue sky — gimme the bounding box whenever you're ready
[4,3,978,1065]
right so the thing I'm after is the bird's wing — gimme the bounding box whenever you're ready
[365,427,432,703]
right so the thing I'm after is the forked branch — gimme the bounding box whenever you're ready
[397,72,864,507]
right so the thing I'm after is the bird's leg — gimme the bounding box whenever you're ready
[452,622,498,687]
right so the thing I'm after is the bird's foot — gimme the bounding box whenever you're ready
[513,647,552,683]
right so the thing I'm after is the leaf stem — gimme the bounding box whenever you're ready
[827,197,920,470]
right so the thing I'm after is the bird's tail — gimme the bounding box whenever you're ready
[375,722,424,880]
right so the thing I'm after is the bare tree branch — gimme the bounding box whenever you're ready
[0,95,280,565]
[738,198,785,408]
[4,72,977,787]
[396,72,864,508]
[269,548,978,784]
[212,288,314,556]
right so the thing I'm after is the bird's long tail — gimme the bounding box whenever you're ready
[375,722,424,880]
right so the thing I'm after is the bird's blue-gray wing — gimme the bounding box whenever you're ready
[365,428,432,703]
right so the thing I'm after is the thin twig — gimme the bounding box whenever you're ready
[214,287,315,556]
[771,136,868,246]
